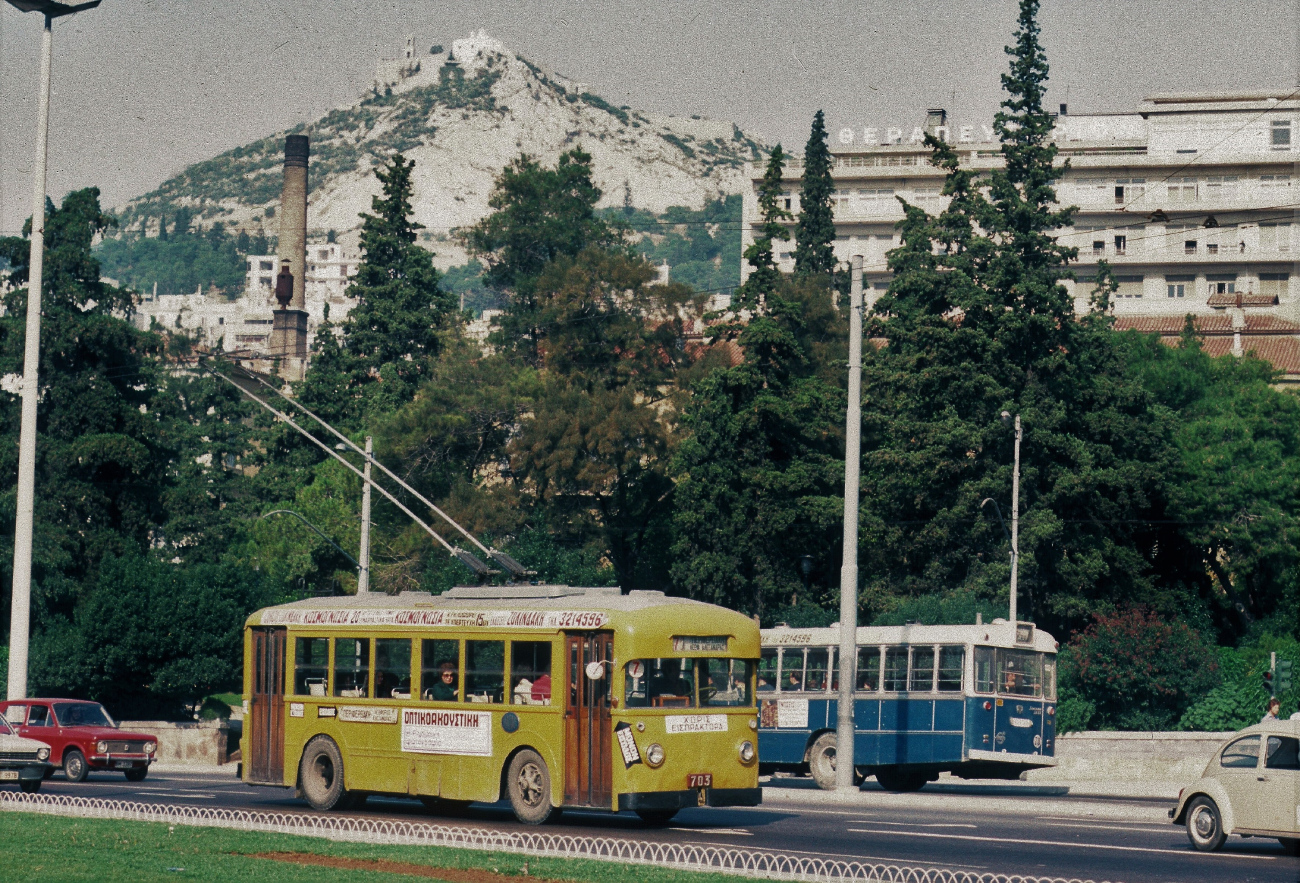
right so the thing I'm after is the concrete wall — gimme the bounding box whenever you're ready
[1029,730,1233,784]
[120,720,237,766]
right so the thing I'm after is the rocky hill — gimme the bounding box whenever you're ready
[117,32,765,268]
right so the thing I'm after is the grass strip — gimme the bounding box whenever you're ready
[0,811,762,883]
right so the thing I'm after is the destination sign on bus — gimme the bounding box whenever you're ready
[671,636,729,652]
[260,608,609,629]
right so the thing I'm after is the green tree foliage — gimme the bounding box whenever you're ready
[794,110,836,277]
[461,148,626,364]
[616,196,743,296]
[1059,606,1220,730]
[31,554,276,719]
[671,169,846,619]
[508,247,699,590]
[297,153,456,429]
[1124,329,1300,636]
[734,145,791,316]
[96,218,250,298]
[857,0,1172,632]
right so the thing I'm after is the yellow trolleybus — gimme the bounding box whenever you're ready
[241,585,761,824]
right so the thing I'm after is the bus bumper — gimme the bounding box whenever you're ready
[618,787,762,811]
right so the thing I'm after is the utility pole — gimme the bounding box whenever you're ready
[835,256,863,791]
[358,436,373,594]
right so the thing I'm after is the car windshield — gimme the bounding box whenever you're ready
[53,702,114,728]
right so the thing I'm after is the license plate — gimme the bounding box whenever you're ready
[687,773,713,789]
[114,761,133,769]
[0,770,18,781]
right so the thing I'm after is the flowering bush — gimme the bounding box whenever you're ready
[1061,607,1221,730]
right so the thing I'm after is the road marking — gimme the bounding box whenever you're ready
[868,821,978,829]
[1041,820,1176,835]
[134,790,216,799]
[844,829,1277,860]
[670,827,752,836]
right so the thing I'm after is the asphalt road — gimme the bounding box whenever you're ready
[19,766,1300,883]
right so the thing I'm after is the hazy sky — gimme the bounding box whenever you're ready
[1,0,1296,234]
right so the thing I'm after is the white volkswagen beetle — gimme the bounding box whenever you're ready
[1170,719,1300,853]
[0,711,52,793]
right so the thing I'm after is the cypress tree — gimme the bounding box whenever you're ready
[735,144,791,316]
[794,110,836,277]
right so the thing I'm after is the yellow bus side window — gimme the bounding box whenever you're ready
[420,639,460,702]
[293,637,329,696]
[466,640,505,704]
[375,638,412,699]
[334,638,369,698]
[511,641,553,705]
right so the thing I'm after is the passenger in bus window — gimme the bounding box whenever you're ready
[428,662,458,701]
[784,669,803,691]
[531,673,552,704]
[1003,669,1020,693]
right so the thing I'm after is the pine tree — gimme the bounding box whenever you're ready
[794,111,836,277]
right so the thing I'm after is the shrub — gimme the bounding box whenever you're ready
[1063,606,1221,730]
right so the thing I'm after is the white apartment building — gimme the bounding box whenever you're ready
[131,242,360,354]
[742,92,1300,379]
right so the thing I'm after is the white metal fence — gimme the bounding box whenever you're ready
[0,791,1115,883]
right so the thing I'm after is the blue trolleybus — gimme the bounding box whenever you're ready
[757,618,1058,792]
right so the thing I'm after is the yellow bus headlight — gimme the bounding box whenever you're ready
[739,741,755,763]
[645,743,665,767]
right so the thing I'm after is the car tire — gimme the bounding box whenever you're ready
[874,766,928,793]
[1185,796,1227,852]
[124,766,148,783]
[506,748,559,825]
[19,779,40,794]
[635,808,679,825]
[299,736,350,811]
[64,749,89,783]
[808,733,839,791]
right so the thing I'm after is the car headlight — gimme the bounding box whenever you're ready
[36,747,49,761]
[97,741,108,754]
[645,743,665,767]
[739,740,755,763]
[144,742,156,755]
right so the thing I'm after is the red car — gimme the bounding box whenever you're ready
[0,699,157,782]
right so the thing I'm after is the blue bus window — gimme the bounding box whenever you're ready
[974,646,995,693]
[757,648,778,692]
[910,647,936,692]
[780,648,805,691]
[856,647,881,691]
[883,647,908,692]
[805,648,830,691]
[937,646,964,691]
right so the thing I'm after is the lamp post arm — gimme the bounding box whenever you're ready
[261,510,360,570]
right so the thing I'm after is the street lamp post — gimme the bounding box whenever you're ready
[1000,411,1022,625]
[5,0,102,702]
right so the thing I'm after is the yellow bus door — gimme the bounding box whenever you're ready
[564,632,613,807]
[248,627,286,784]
